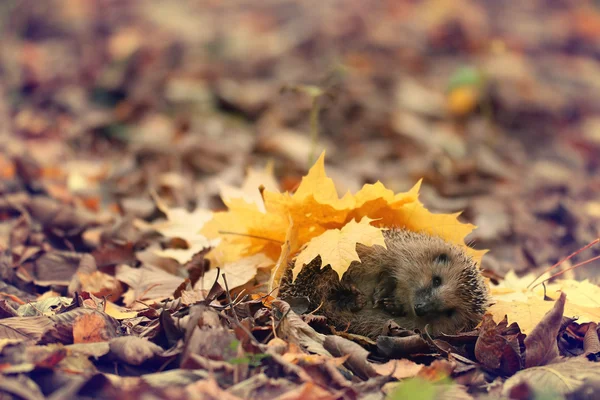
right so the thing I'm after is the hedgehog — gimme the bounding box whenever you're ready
[278,228,490,338]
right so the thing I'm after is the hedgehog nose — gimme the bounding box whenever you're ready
[414,303,429,317]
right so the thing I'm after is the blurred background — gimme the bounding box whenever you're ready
[1,0,600,278]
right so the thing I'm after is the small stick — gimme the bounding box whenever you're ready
[217,231,284,244]
[531,254,600,291]
[221,273,262,347]
[527,238,600,289]
[263,307,291,343]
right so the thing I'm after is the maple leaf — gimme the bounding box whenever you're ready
[205,151,483,282]
[293,217,386,280]
[143,196,220,264]
[218,162,280,212]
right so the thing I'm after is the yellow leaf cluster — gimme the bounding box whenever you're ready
[204,152,484,282]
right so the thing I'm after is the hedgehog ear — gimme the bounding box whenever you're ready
[434,253,450,264]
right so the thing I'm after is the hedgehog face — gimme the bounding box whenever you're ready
[369,230,490,335]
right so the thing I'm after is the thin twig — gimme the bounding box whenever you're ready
[217,230,284,244]
[221,273,262,347]
[263,307,291,344]
[527,238,600,289]
[531,254,600,291]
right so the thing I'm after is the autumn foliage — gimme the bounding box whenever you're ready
[205,152,485,289]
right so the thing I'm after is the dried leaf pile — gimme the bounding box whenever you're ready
[2,1,600,399]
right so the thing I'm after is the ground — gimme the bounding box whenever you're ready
[1,1,600,399]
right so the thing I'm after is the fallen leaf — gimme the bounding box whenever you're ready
[489,271,600,333]
[219,162,280,213]
[77,271,124,300]
[185,378,243,400]
[293,217,386,280]
[272,300,331,357]
[72,311,119,344]
[503,357,600,398]
[149,197,220,264]
[524,292,565,367]
[371,358,424,380]
[324,334,377,379]
[0,315,54,343]
[116,264,185,307]
[109,336,164,365]
[474,314,524,376]
[273,382,335,400]
[103,301,138,320]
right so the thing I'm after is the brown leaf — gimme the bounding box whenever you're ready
[324,335,377,380]
[584,322,600,355]
[371,358,424,380]
[272,300,330,357]
[185,378,243,400]
[72,311,120,344]
[524,291,566,367]
[78,271,124,299]
[34,251,82,286]
[116,264,185,307]
[183,248,210,288]
[474,315,525,376]
[92,241,136,268]
[0,315,54,343]
[417,359,456,382]
[0,375,45,400]
[503,357,600,398]
[273,382,336,400]
[109,336,164,365]
[376,334,431,359]
[27,196,98,232]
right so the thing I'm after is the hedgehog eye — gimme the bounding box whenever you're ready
[434,253,450,264]
[432,276,442,287]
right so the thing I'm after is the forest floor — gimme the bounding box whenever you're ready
[1,1,600,399]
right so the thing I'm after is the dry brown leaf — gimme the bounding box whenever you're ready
[116,264,185,307]
[109,336,163,366]
[78,271,123,299]
[503,357,600,398]
[72,312,119,344]
[273,382,335,400]
[371,358,424,380]
[524,292,565,367]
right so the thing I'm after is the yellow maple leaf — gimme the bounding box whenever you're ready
[488,270,600,333]
[205,197,288,263]
[205,151,483,282]
[218,161,280,212]
[293,217,386,280]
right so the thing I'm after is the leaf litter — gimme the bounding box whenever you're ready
[2,1,600,399]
